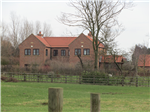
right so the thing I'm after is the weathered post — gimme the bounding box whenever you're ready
[51,75,53,83]
[136,76,138,87]
[79,75,81,84]
[23,73,26,81]
[37,75,40,82]
[65,75,67,83]
[93,75,95,85]
[48,88,63,112]
[90,93,100,112]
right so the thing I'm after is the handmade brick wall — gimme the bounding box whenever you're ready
[69,33,95,65]
[19,34,50,67]
[51,47,70,62]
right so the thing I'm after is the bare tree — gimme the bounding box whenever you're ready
[20,19,34,42]
[59,0,132,69]
[42,22,52,37]
[9,12,20,49]
[131,45,142,76]
[8,12,21,57]
[35,21,41,35]
[0,22,13,57]
[136,43,149,76]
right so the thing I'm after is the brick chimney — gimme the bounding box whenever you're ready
[37,31,43,36]
[88,31,92,38]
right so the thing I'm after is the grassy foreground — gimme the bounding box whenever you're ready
[1,82,150,112]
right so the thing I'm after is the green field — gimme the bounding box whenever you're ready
[1,82,150,112]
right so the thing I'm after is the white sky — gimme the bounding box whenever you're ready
[0,0,150,51]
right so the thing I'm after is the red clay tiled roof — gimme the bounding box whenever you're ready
[101,55,123,63]
[35,35,50,47]
[138,55,150,67]
[44,37,77,47]
[35,33,104,48]
[86,35,104,48]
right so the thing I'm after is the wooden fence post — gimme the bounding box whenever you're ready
[79,75,81,84]
[51,75,53,83]
[23,73,26,81]
[48,88,63,112]
[65,75,67,83]
[136,76,138,87]
[121,76,124,86]
[93,75,95,85]
[90,93,100,112]
[37,75,39,82]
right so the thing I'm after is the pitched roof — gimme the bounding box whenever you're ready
[138,55,150,67]
[34,33,105,48]
[35,35,50,47]
[44,37,77,47]
[86,35,105,48]
[101,55,123,63]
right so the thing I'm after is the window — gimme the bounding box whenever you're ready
[33,49,39,55]
[75,49,81,55]
[68,50,70,56]
[46,49,48,56]
[83,49,90,55]
[53,50,58,56]
[61,50,66,56]
[25,49,31,55]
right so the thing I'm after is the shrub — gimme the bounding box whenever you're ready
[82,71,109,84]
[81,71,124,85]
[1,75,18,82]
[1,75,9,81]
[1,58,10,65]
[6,77,18,82]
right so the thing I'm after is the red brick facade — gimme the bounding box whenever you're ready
[19,32,105,67]
[69,33,95,64]
[19,34,50,67]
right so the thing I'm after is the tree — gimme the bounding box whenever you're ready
[20,19,34,43]
[0,22,13,57]
[99,26,122,73]
[8,12,21,57]
[59,0,132,69]
[35,21,41,35]
[134,43,149,76]
[42,22,52,37]
[131,44,148,76]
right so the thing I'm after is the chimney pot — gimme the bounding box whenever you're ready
[37,31,43,37]
[88,31,92,37]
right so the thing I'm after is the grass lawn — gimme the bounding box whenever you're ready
[1,82,150,112]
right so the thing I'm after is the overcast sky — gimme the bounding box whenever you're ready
[0,0,149,51]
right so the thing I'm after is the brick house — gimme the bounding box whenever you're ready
[99,55,124,72]
[138,55,150,68]
[19,31,105,68]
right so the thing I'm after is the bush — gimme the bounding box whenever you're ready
[82,71,124,85]
[82,71,109,84]
[1,75,18,82]
[1,58,10,65]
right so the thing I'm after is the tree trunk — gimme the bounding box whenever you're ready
[94,49,98,70]
[77,54,84,69]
